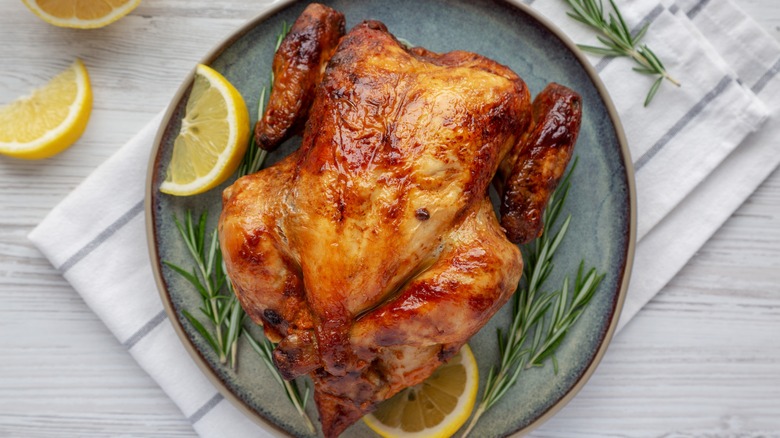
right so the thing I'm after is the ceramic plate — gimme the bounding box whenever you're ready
[146,0,635,436]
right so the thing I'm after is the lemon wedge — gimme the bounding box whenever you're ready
[21,0,141,29]
[0,59,92,160]
[364,344,479,438]
[159,64,250,196]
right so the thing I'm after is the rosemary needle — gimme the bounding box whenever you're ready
[461,160,604,437]
[564,0,680,106]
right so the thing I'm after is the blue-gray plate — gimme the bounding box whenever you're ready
[146,0,635,436]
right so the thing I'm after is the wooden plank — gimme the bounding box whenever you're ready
[0,0,778,436]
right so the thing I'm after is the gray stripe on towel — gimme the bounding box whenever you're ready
[189,393,224,424]
[751,57,780,95]
[59,199,145,273]
[686,0,711,19]
[123,310,168,349]
[634,75,732,171]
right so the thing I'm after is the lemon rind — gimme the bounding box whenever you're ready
[158,64,249,196]
[363,344,479,438]
[21,0,141,29]
[0,59,91,159]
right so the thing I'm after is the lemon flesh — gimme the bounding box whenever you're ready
[364,344,479,438]
[0,59,92,160]
[159,64,249,196]
[21,0,141,29]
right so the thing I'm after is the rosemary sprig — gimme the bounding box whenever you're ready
[165,21,316,432]
[164,211,240,368]
[461,160,605,437]
[564,0,680,106]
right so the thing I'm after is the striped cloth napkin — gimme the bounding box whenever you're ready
[28,0,780,435]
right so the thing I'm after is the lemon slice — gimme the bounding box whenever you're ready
[21,0,141,29]
[159,64,250,196]
[364,344,479,438]
[0,59,92,160]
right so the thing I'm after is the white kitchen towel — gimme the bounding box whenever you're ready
[618,0,780,329]
[27,0,780,436]
[525,0,769,240]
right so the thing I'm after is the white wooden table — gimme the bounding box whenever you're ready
[1,0,778,436]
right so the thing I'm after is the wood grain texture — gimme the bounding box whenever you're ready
[1,0,778,437]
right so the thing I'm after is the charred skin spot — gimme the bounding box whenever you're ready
[273,330,321,379]
[415,207,430,221]
[273,347,301,380]
[262,308,288,342]
[263,308,284,326]
[437,345,459,362]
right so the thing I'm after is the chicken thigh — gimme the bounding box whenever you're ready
[219,4,581,437]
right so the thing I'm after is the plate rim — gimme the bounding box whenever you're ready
[144,0,636,436]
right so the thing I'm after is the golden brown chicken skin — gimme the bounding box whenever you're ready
[254,3,345,151]
[219,4,581,437]
[498,83,582,243]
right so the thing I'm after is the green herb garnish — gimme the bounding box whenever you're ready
[564,0,680,106]
[165,211,240,368]
[462,160,605,437]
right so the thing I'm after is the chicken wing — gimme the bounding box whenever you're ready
[254,4,345,151]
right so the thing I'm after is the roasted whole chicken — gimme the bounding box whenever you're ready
[218,4,582,437]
